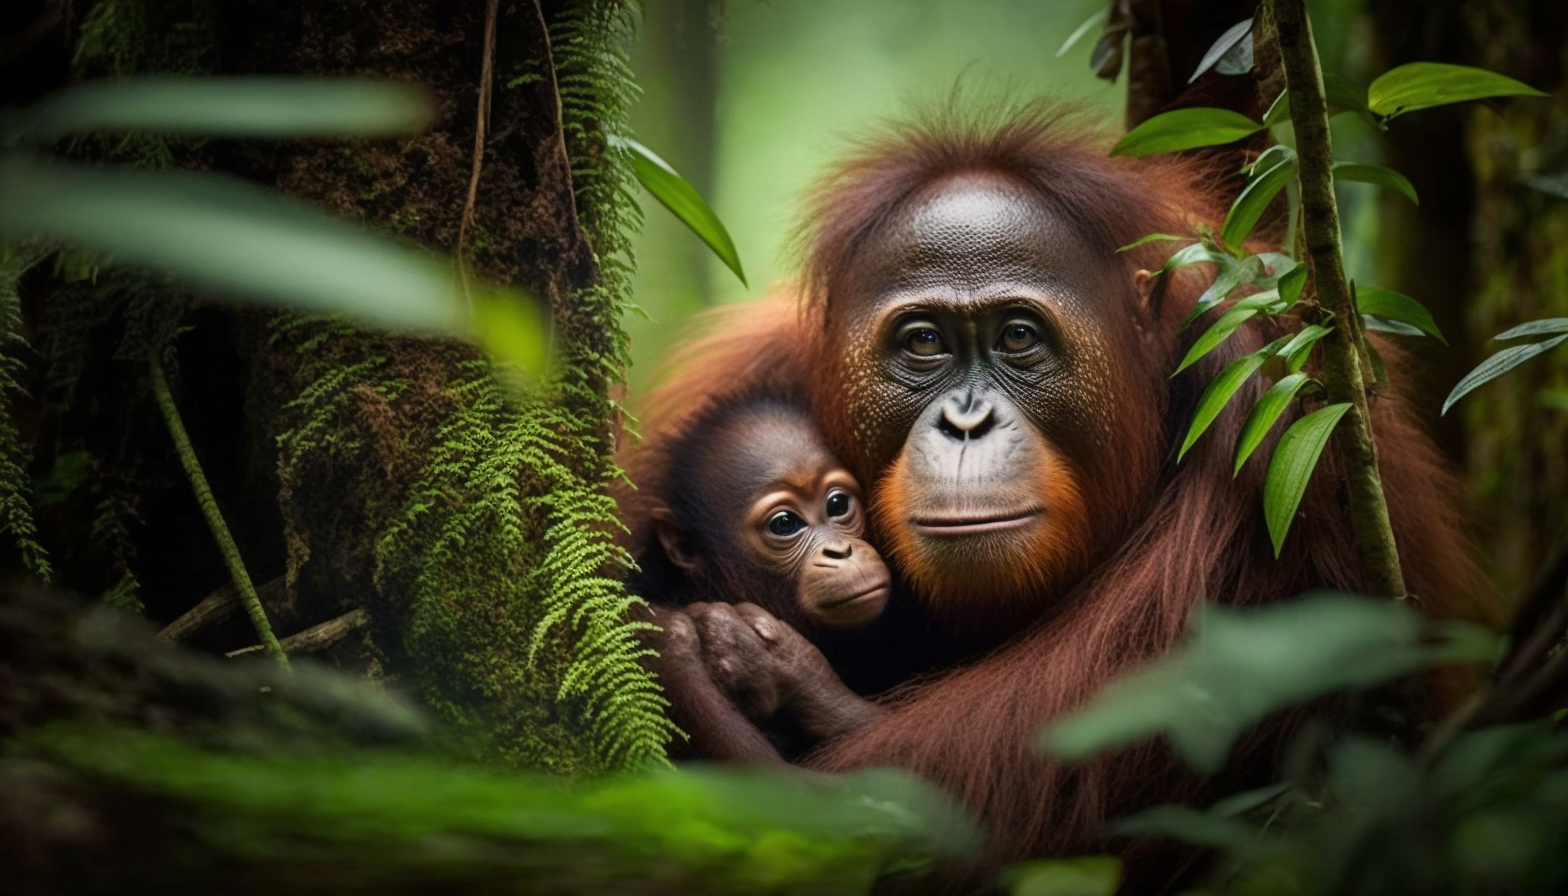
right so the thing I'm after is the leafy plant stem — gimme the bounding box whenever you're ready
[1268,0,1407,600]
[149,356,288,668]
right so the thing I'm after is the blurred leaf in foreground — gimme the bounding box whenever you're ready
[2,77,433,145]
[0,156,548,378]
[1007,855,1121,896]
[1040,594,1497,773]
[16,724,975,895]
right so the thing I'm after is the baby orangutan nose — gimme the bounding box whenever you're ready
[801,536,890,630]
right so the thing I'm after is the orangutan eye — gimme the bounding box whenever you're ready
[767,510,806,537]
[825,491,852,518]
[997,322,1040,354]
[902,325,946,358]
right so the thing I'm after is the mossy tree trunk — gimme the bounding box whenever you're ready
[3,0,671,774]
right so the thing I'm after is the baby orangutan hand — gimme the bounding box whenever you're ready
[685,601,881,744]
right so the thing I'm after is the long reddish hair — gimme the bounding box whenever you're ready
[623,100,1500,878]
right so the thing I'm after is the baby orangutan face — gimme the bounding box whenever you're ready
[656,404,892,633]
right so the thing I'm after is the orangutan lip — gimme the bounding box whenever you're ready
[822,583,889,609]
[910,510,1042,536]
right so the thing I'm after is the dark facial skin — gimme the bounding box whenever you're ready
[819,172,1153,620]
[656,407,891,634]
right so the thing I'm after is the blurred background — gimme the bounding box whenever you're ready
[621,0,1568,599]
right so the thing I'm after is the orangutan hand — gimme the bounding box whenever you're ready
[686,601,881,743]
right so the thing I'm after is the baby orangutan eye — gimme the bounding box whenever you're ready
[825,490,852,518]
[767,510,806,537]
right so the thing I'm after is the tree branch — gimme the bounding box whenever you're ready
[1267,0,1407,600]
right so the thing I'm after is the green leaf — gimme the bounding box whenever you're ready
[611,136,746,287]
[1179,347,1275,462]
[1277,323,1329,373]
[1354,285,1445,343]
[1184,254,1262,326]
[1262,73,1370,126]
[1332,162,1419,205]
[1188,19,1254,84]
[1009,856,1121,896]
[1234,372,1315,475]
[1117,233,1187,253]
[1363,316,1425,338]
[1041,594,1489,773]
[1245,144,1295,176]
[1495,317,1568,340]
[1276,264,1309,308]
[1111,107,1264,158]
[1159,240,1228,275]
[1368,62,1547,120]
[0,156,548,377]
[1222,157,1297,250]
[1057,8,1108,58]
[1443,334,1568,415]
[1174,292,1279,375]
[6,77,433,144]
[1265,403,1351,555]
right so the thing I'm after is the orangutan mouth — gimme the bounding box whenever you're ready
[910,510,1043,536]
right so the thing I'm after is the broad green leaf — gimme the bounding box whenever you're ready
[1254,252,1298,282]
[1009,856,1121,896]
[612,136,746,287]
[1368,62,1547,120]
[1332,162,1419,205]
[1174,292,1279,375]
[1179,346,1276,462]
[1443,334,1568,415]
[1222,157,1296,250]
[1184,254,1262,326]
[1234,372,1315,475]
[1262,73,1370,127]
[1056,8,1108,57]
[1041,594,1491,773]
[1363,316,1425,338]
[1281,324,1329,373]
[1189,19,1254,83]
[1265,403,1351,555]
[1276,264,1309,307]
[6,77,432,144]
[1245,143,1295,175]
[1116,233,1187,253]
[1159,240,1227,276]
[1111,107,1263,158]
[0,156,548,377]
[1495,317,1568,340]
[1355,285,1445,343]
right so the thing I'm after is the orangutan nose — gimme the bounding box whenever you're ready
[939,390,995,440]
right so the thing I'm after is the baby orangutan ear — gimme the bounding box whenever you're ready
[652,508,699,573]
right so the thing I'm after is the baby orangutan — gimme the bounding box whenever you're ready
[626,394,890,761]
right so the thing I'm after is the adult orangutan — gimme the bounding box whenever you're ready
[622,103,1499,883]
